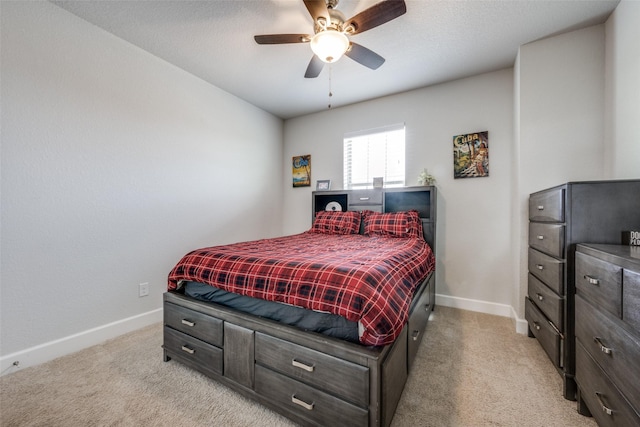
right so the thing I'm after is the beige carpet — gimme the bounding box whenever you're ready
[0,306,596,427]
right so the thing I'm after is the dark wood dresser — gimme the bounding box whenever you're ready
[525,180,640,400]
[574,244,640,426]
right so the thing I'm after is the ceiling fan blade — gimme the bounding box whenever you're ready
[254,34,311,44]
[304,55,324,78]
[345,0,407,35]
[303,0,329,24]
[345,42,385,70]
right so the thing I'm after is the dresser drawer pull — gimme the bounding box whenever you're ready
[412,330,420,341]
[536,235,544,240]
[584,275,600,285]
[292,359,315,372]
[536,264,544,270]
[181,345,195,355]
[537,205,544,211]
[595,392,613,416]
[359,197,370,201]
[292,395,314,410]
[181,319,195,327]
[533,321,541,331]
[536,293,544,301]
[593,337,612,355]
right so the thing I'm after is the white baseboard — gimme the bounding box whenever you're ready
[1,308,163,377]
[436,294,529,335]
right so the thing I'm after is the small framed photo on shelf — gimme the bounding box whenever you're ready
[373,177,384,188]
[316,179,331,191]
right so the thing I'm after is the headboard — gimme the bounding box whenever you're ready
[312,186,437,256]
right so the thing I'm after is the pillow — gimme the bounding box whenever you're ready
[363,210,423,238]
[310,210,361,235]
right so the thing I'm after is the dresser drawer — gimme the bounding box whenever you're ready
[575,295,640,404]
[529,223,565,259]
[528,248,564,295]
[164,327,223,377]
[576,341,640,427]
[255,333,369,406]
[528,273,563,331]
[255,365,368,426]
[529,188,564,222]
[575,252,622,318]
[164,302,223,346]
[348,189,383,207]
[525,297,561,368]
[623,269,640,334]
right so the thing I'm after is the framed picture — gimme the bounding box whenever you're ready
[292,155,311,187]
[453,131,489,179]
[373,177,384,188]
[316,179,331,191]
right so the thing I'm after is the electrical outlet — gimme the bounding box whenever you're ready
[139,282,149,297]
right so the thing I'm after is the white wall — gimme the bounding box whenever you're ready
[604,0,640,178]
[284,69,515,316]
[0,1,283,372]
[514,25,606,321]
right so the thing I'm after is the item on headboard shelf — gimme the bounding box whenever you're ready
[316,179,331,191]
[622,230,640,246]
[373,177,383,188]
[418,169,436,186]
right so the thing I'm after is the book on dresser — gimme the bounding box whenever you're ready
[525,180,640,401]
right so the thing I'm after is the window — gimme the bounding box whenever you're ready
[343,124,405,189]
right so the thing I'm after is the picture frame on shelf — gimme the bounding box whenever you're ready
[316,179,331,191]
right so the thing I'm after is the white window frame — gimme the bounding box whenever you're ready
[343,124,406,190]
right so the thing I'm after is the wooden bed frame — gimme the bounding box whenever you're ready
[163,186,437,426]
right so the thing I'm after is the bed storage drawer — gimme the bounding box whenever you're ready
[576,341,640,427]
[525,297,561,368]
[407,279,430,365]
[255,333,369,406]
[255,365,368,426]
[163,327,223,377]
[528,247,564,295]
[529,223,565,259]
[529,188,564,222]
[164,302,223,347]
[575,252,623,318]
[528,273,563,331]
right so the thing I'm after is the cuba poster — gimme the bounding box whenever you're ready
[292,154,311,187]
[453,131,489,179]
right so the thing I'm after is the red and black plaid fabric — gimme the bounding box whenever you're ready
[363,210,423,238]
[168,232,435,346]
[309,210,361,235]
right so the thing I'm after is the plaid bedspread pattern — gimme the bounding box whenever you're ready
[168,232,435,346]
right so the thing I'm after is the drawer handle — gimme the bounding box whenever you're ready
[412,330,420,341]
[359,197,370,201]
[292,395,314,411]
[536,264,544,271]
[533,321,541,331]
[595,392,613,416]
[536,235,544,240]
[536,293,544,301]
[292,359,315,372]
[584,275,600,286]
[537,205,544,211]
[181,345,195,355]
[593,337,612,355]
[181,319,195,327]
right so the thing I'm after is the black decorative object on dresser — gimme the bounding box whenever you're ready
[525,180,640,401]
[574,244,640,426]
[163,186,437,427]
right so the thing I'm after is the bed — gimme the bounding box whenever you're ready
[163,186,437,426]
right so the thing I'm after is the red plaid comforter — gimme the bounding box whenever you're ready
[168,232,435,346]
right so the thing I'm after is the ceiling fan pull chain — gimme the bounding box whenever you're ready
[328,64,333,109]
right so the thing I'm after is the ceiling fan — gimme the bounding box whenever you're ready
[254,0,407,78]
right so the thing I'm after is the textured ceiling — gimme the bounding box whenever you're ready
[52,0,620,119]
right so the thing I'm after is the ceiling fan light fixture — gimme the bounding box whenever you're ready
[310,30,349,63]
